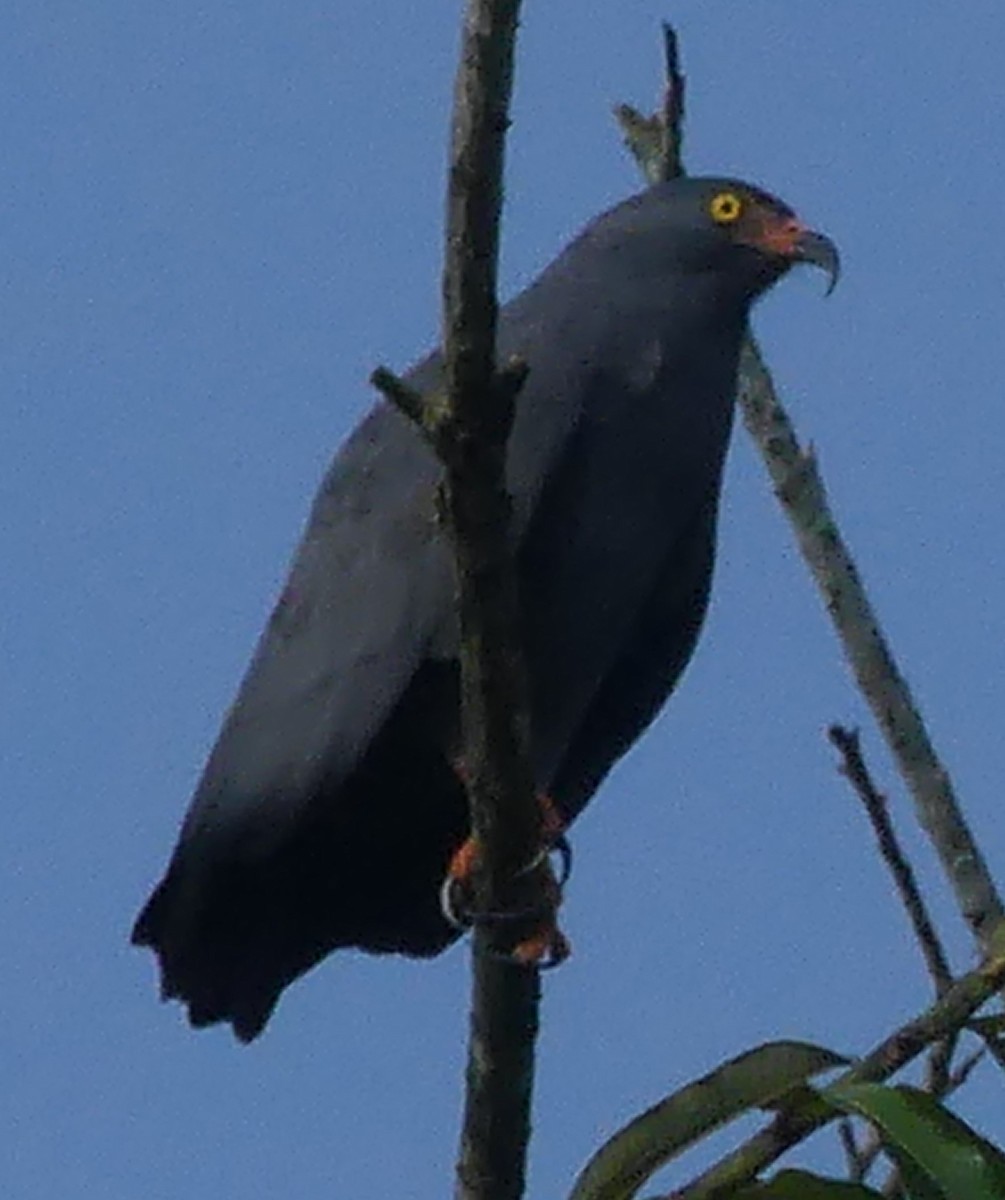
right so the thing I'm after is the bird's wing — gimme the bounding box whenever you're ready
[177,396,451,854]
[549,494,719,818]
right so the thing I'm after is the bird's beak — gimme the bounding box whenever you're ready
[743,214,841,295]
[789,228,841,295]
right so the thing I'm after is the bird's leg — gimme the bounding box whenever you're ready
[443,787,569,911]
[514,804,573,888]
[440,779,572,967]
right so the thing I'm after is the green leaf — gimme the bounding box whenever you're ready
[825,1082,1005,1200]
[568,1041,847,1200]
[897,1154,950,1200]
[731,1168,882,1199]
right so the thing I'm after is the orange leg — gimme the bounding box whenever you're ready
[446,834,481,887]
[441,786,572,966]
[445,791,567,886]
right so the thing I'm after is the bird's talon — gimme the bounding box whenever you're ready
[510,925,571,969]
[551,833,573,889]
[439,873,473,931]
[514,833,570,880]
[484,926,571,969]
[513,799,572,887]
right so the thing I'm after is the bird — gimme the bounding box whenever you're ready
[132,175,839,1042]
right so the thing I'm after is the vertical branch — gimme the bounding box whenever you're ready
[376,7,555,1197]
[442,4,545,1199]
[458,943,541,1200]
[442,0,539,901]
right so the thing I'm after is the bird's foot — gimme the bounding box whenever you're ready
[508,920,571,970]
[439,793,572,967]
[503,856,572,969]
[438,831,572,925]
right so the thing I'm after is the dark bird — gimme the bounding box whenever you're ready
[133,176,838,1041]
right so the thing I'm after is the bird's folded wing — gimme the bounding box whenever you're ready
[177,400,452,856]
[171,237,642,862]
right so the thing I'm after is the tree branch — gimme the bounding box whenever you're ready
[379,3,548,1198]
[376,6,542,1197]
[828,724,953,994]
[673,940,1005,1198]
[616,22,1005,959]
[740,350,1005,952]
[614,23,685,187]
[440,0,537,892]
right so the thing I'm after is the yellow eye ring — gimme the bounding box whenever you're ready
[709,191,744,224]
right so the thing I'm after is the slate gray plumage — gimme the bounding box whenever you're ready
[133,176,838,1041]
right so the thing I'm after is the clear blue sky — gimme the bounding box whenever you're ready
[5,3,1005,1196]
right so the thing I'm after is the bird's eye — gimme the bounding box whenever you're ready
[709,191,744,224]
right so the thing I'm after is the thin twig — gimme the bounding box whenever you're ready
[982,1036,1005,1075]
[926,1033,958,1097]
[968,1015,1005,1075]
[948,1045,986,1089]
[829,725,954,994]
[614,24,685,187]
[671,943,1005,1198]
[828,726,964,1189]
[369,366,430,434]
[617,19,1005,962]
[838,1118,870,1184]
[658,22,685,182]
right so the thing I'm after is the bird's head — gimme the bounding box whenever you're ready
[599,176,840,303]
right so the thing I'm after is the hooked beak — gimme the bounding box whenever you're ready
[743,214,841,295]
[790,228,841,295]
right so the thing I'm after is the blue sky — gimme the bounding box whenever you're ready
[5,3,1005,1197]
